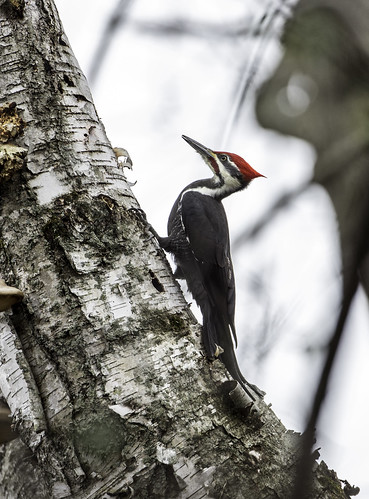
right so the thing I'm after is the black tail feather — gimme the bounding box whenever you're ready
[173,258,262,399]
[202,305,264,399]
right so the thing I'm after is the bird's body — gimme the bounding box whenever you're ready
[154,135,264,397]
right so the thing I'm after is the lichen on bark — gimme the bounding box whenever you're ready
[0,102,26,182]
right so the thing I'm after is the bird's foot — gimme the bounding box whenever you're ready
[127,208,163,244]
[245,381,265,399]
[128,206,147,222]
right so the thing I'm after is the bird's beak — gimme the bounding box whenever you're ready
[182,135,216,161]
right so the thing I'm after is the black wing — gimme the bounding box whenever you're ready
[180,191,237,344]
[180,191,229,264]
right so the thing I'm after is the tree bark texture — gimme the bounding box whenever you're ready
[0,0,351,497]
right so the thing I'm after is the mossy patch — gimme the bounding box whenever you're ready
[137,306,188,335]
[73,405,128,474]
[43,193,136,268]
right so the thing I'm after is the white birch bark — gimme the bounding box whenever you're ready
[0,0,351,497]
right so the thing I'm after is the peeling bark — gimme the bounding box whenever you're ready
[0,0,352,497]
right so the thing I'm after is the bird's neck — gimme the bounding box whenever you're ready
[183,176,246,200]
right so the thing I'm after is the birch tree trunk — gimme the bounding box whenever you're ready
[0,1,351,497]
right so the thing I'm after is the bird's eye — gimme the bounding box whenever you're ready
[220,155,227,162]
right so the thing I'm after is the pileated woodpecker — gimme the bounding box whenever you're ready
[152,135,264,398]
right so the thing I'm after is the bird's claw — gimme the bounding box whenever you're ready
[246,382,265,399]
[128,207,147,222]
[144,231,158,243]
[127,208,164,248]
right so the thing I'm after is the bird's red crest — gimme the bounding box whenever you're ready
[209,157,220,175]
[217,152,265,181]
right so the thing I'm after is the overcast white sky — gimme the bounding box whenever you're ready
[56,0,369,494]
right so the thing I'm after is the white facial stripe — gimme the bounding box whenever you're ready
[213,157,242,193]
[179,156,243,203]
[180,186,217,200]
[180,180,240,200]
[219,162,241,188]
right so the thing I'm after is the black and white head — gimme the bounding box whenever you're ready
[182,135,264,195]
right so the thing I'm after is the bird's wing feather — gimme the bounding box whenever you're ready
[181,191,237,345]
[181,191,228,265]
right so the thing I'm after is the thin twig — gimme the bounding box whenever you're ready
[88,0,133,86]
[221,1,294,148]
[233,180,311,250]
[292,272,359,498]
[292,193,369,498]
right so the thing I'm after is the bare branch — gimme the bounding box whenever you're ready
[233,180,311,250]
[221,1,295,147]
[88,0,134,85]
[292,197,369,498]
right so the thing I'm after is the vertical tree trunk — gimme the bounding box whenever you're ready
[0,0,351,497]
